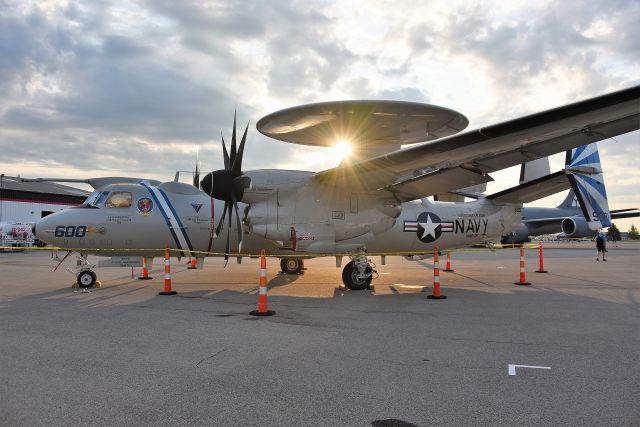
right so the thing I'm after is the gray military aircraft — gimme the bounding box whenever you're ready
[502,142,640,243]
[33,86,640,289]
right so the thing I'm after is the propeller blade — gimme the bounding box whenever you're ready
[223,200,232,267]
[229,110,237,168]
[231,122,249,175]
[193,160,200,188]
[232,195,243,252]
[215,201,228,237]
[221,133,230,170]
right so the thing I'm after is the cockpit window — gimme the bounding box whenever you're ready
[84,191,101,206]
[104,191,132,208]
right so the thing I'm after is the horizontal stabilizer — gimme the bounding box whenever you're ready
[487,171,571,204]
[610,209,640,219]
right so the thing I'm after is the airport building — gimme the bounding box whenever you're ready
[0,175,89,224]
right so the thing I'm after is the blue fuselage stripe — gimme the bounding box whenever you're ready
[140,182,183,252]
[158,187,195,252]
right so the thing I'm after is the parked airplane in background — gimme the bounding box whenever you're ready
[502,142,640,243]
[32,86,640,289]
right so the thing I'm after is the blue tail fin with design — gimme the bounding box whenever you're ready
[565,143,611,229]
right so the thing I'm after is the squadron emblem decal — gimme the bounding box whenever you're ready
[137,197,154,215]
[191,203,203,213]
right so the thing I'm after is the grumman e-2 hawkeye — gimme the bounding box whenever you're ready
[33,86,640,289]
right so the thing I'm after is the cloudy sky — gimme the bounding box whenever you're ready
[1,0,639,230]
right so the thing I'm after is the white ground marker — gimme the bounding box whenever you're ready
[508,364,551,376]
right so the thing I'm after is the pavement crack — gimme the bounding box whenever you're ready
[195,348,227,369]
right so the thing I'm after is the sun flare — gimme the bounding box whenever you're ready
[333,140,352,160]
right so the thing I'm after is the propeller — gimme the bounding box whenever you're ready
[192,150,200,189]
[200,112,251,266]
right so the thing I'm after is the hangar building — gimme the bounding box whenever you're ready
[0,175,90,224]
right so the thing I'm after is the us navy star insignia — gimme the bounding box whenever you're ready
[418,215,440,240]
[403,212,454,243]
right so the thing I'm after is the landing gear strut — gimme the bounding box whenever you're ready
[74,253,97,288]
[341,254,377,290]
[280,258,303,275]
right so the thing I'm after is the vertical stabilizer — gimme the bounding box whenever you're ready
[557,189,578,208]
[565,143,611,229]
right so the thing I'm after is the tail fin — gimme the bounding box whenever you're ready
[565,143,611,229]
[557,189,578,208]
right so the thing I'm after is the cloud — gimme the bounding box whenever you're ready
[0,0,637,209]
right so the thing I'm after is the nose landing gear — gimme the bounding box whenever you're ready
[77,270,97,288]
[72,253,98,288]
[341,254,377,290]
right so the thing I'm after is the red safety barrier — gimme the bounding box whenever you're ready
[138,257,153,280]
[427,247,447,300]
[514,245,532,286]
[188,257,197,269]
[250,249,275,316]
[159,246,177,295]
[535,244,548,273]
[442,252,454,272]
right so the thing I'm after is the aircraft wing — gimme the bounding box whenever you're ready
[313,86,640,201]
[610,208,640,219]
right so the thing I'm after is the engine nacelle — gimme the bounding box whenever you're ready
[561,217,596,238]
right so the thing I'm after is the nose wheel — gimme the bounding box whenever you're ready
[77,270,97,288]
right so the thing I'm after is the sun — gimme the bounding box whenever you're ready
[333,139,352,160]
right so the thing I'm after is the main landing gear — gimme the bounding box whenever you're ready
[341,254,377,291]
[280,258,304,275]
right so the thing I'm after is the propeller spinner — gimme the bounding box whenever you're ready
[200,113,251,265]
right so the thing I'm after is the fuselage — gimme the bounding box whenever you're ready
[34,176,522,258]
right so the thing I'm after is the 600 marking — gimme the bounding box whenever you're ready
[55,225,87,238]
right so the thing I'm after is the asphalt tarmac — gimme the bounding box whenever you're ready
[1,242,639,426]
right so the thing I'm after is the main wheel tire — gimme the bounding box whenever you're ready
[341,261,372,290]
[280,258,303,275]
[77,270,97,288]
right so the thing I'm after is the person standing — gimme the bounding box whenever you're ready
[596,231,607,261]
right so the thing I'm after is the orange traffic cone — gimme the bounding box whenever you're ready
[188,257,197,269]
[250,250,275,316]
[535,244,548,273]
[514,245,532,286]
[159,246,177,295]
[138,257,153,280]
[442,251,454,272]
[427,247,447,300]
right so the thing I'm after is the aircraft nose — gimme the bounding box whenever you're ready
[34,215,57,245]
